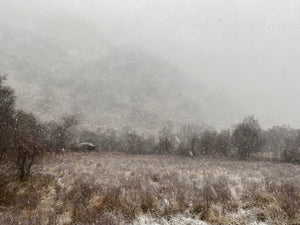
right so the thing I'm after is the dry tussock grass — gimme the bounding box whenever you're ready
[1,151,300,224]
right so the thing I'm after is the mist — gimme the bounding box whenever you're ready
[2,1,300,224]
[1,0,300,129]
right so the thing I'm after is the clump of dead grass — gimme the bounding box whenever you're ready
[1,152,300,224]
[266,180,300,219]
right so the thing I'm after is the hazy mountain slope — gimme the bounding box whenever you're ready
[0,21,241,131]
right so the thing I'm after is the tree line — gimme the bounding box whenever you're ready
[1,75,300,181]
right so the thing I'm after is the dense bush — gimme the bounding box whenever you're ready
[176,126,231,157]
[232,116,264,160]
[215,129,232,157]
[198,130,218,155]
[96,128,120,151]
[78,129,101,149]
[156,125,176,154]
[280,134,300,164]
[121,130,153,154]
[50,116,78,150]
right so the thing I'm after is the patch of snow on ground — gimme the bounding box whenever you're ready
[133,215,208,225]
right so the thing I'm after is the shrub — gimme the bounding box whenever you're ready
[44,115,78,151]
[215,129,232,157]
[232,116,264,160]
[281,148,300,164]
[157,125,175,154]
[121,130,143,154]
[199,130,218,155]
[176,124,202,157]
[281,134,300,164]
[78,129,100,149]
[97,128,120,152]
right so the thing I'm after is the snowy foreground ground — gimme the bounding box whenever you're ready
[1,152,300,225]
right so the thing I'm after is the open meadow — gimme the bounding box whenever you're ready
[1,152,300,225]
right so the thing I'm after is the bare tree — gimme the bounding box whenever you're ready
[232,116,264,160]
[53,115,78,150]
[199,130,218,155]
[176,124,202,157]
[157,124,175,154]
[215,129,232,157]
[13,110,44,181]
[0,75,15,163]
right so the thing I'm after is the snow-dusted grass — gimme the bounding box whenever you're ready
[1,151,300,224]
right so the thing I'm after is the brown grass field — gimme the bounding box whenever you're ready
[1,152,300,225]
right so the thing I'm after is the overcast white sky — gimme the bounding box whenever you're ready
[1,0,300,127]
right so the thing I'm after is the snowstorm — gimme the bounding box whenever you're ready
[0,0,300,224]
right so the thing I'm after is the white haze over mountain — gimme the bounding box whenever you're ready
[0,0,300,129]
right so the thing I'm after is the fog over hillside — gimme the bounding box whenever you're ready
[0,22,241,131]
[2,2,300,224]
[0,0,300,130]
[0,12,242,131]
